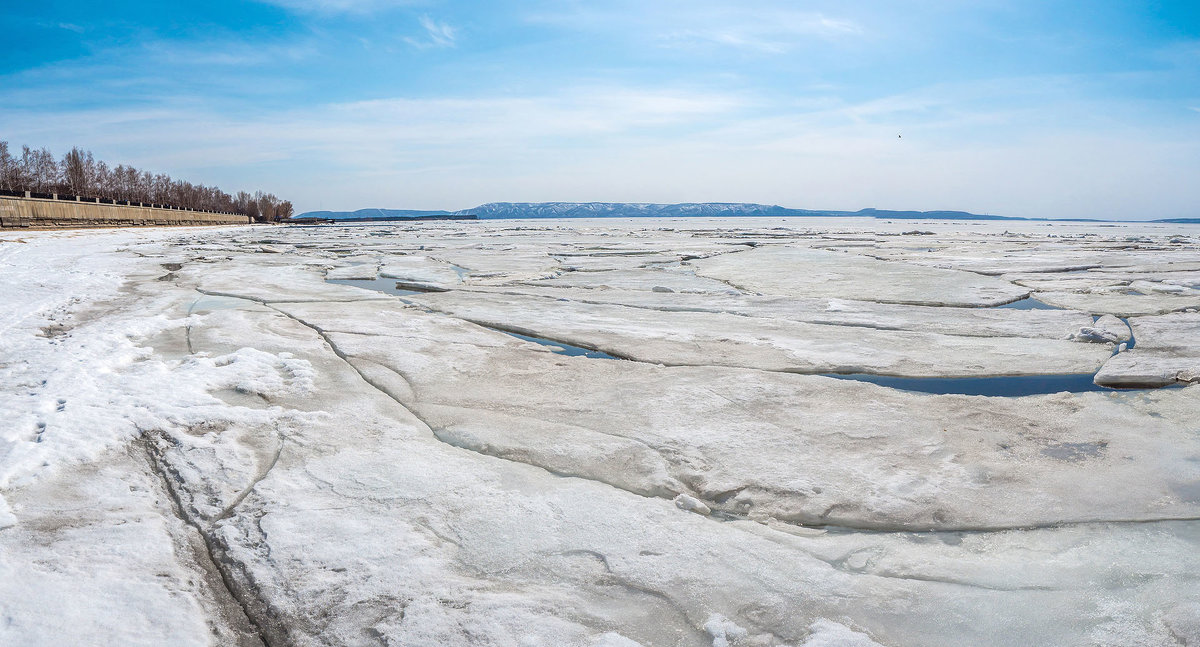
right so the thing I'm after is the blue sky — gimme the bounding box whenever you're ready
[2,1,1198,218]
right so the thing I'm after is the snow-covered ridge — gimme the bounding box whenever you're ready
[453,202,825,219]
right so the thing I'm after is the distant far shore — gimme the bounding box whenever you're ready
[293,202,1199,224]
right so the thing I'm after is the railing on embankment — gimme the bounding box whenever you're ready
[0,192,253,229]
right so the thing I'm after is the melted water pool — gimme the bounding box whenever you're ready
[499,330,621,359]
[995,297,1062,310]
[327,277,428,296]
[825,373,1110,396]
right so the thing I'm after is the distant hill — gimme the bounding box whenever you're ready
[1152,218,1200,224]
[450,202,839,219]
[297,208,454,219]
[295,202,1044,222]
[854,208,1015,221]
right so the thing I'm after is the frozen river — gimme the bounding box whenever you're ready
[1,217,1199,646]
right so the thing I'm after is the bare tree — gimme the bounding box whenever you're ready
[19,148,38,193]
[62,147,90,195]
[152,173,171,204]
[244,195,261,221]
[2,141,288,218]
[94,160,112,198]
[0,141,18,192]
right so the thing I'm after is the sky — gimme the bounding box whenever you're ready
[2,1,1198,219]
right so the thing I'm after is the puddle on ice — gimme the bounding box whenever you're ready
[498,330,621,359]
[824,372,1111,396]
[995,297,1062,310]
[326,277,428,296]
[826,372,1183,396]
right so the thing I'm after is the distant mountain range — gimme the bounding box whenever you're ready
[294,202,1195,223]
[297,208,455,219]
[456,202,832,219]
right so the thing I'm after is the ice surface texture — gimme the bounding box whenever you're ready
[1,217,1199,647]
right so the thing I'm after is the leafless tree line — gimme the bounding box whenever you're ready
[0,141,293,221]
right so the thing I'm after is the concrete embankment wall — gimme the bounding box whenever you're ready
[0,195,252,229]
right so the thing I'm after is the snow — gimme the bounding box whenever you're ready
[1073,326,1121,343]
[801,620,885,647]
[0,495,16,529]
[704,615,748,647]
[2,218,1199,646]
[673,493,711,516]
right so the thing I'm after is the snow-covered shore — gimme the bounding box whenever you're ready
[2,218,1199,646]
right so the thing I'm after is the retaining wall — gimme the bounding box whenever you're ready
[0,194,253,229]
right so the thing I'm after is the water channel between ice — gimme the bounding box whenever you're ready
[328,277,1166,397]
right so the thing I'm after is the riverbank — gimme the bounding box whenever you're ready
[0,194,252,229]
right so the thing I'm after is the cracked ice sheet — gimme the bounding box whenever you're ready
[272,298,1200,531]
[526,267,746,294]
[444,285,1097,339]
[863,235,1197,271]
[379,254,469,288]
[174,295,1200,647]
[403,290,1112,376]
[1006,269,1200,292]
[1034,289,1200,316]
[689,245,1028,306]
[180,259,391,303]
[420,245,563,283]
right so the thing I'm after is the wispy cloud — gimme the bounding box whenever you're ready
[141,39,317,67]
[32,20,85,33]
[0,85,748,204]
[7,74,1197,219]
[527,3,862,55]
[322,87,745,141]
[660,12,863,53]
[404,15,457,49]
